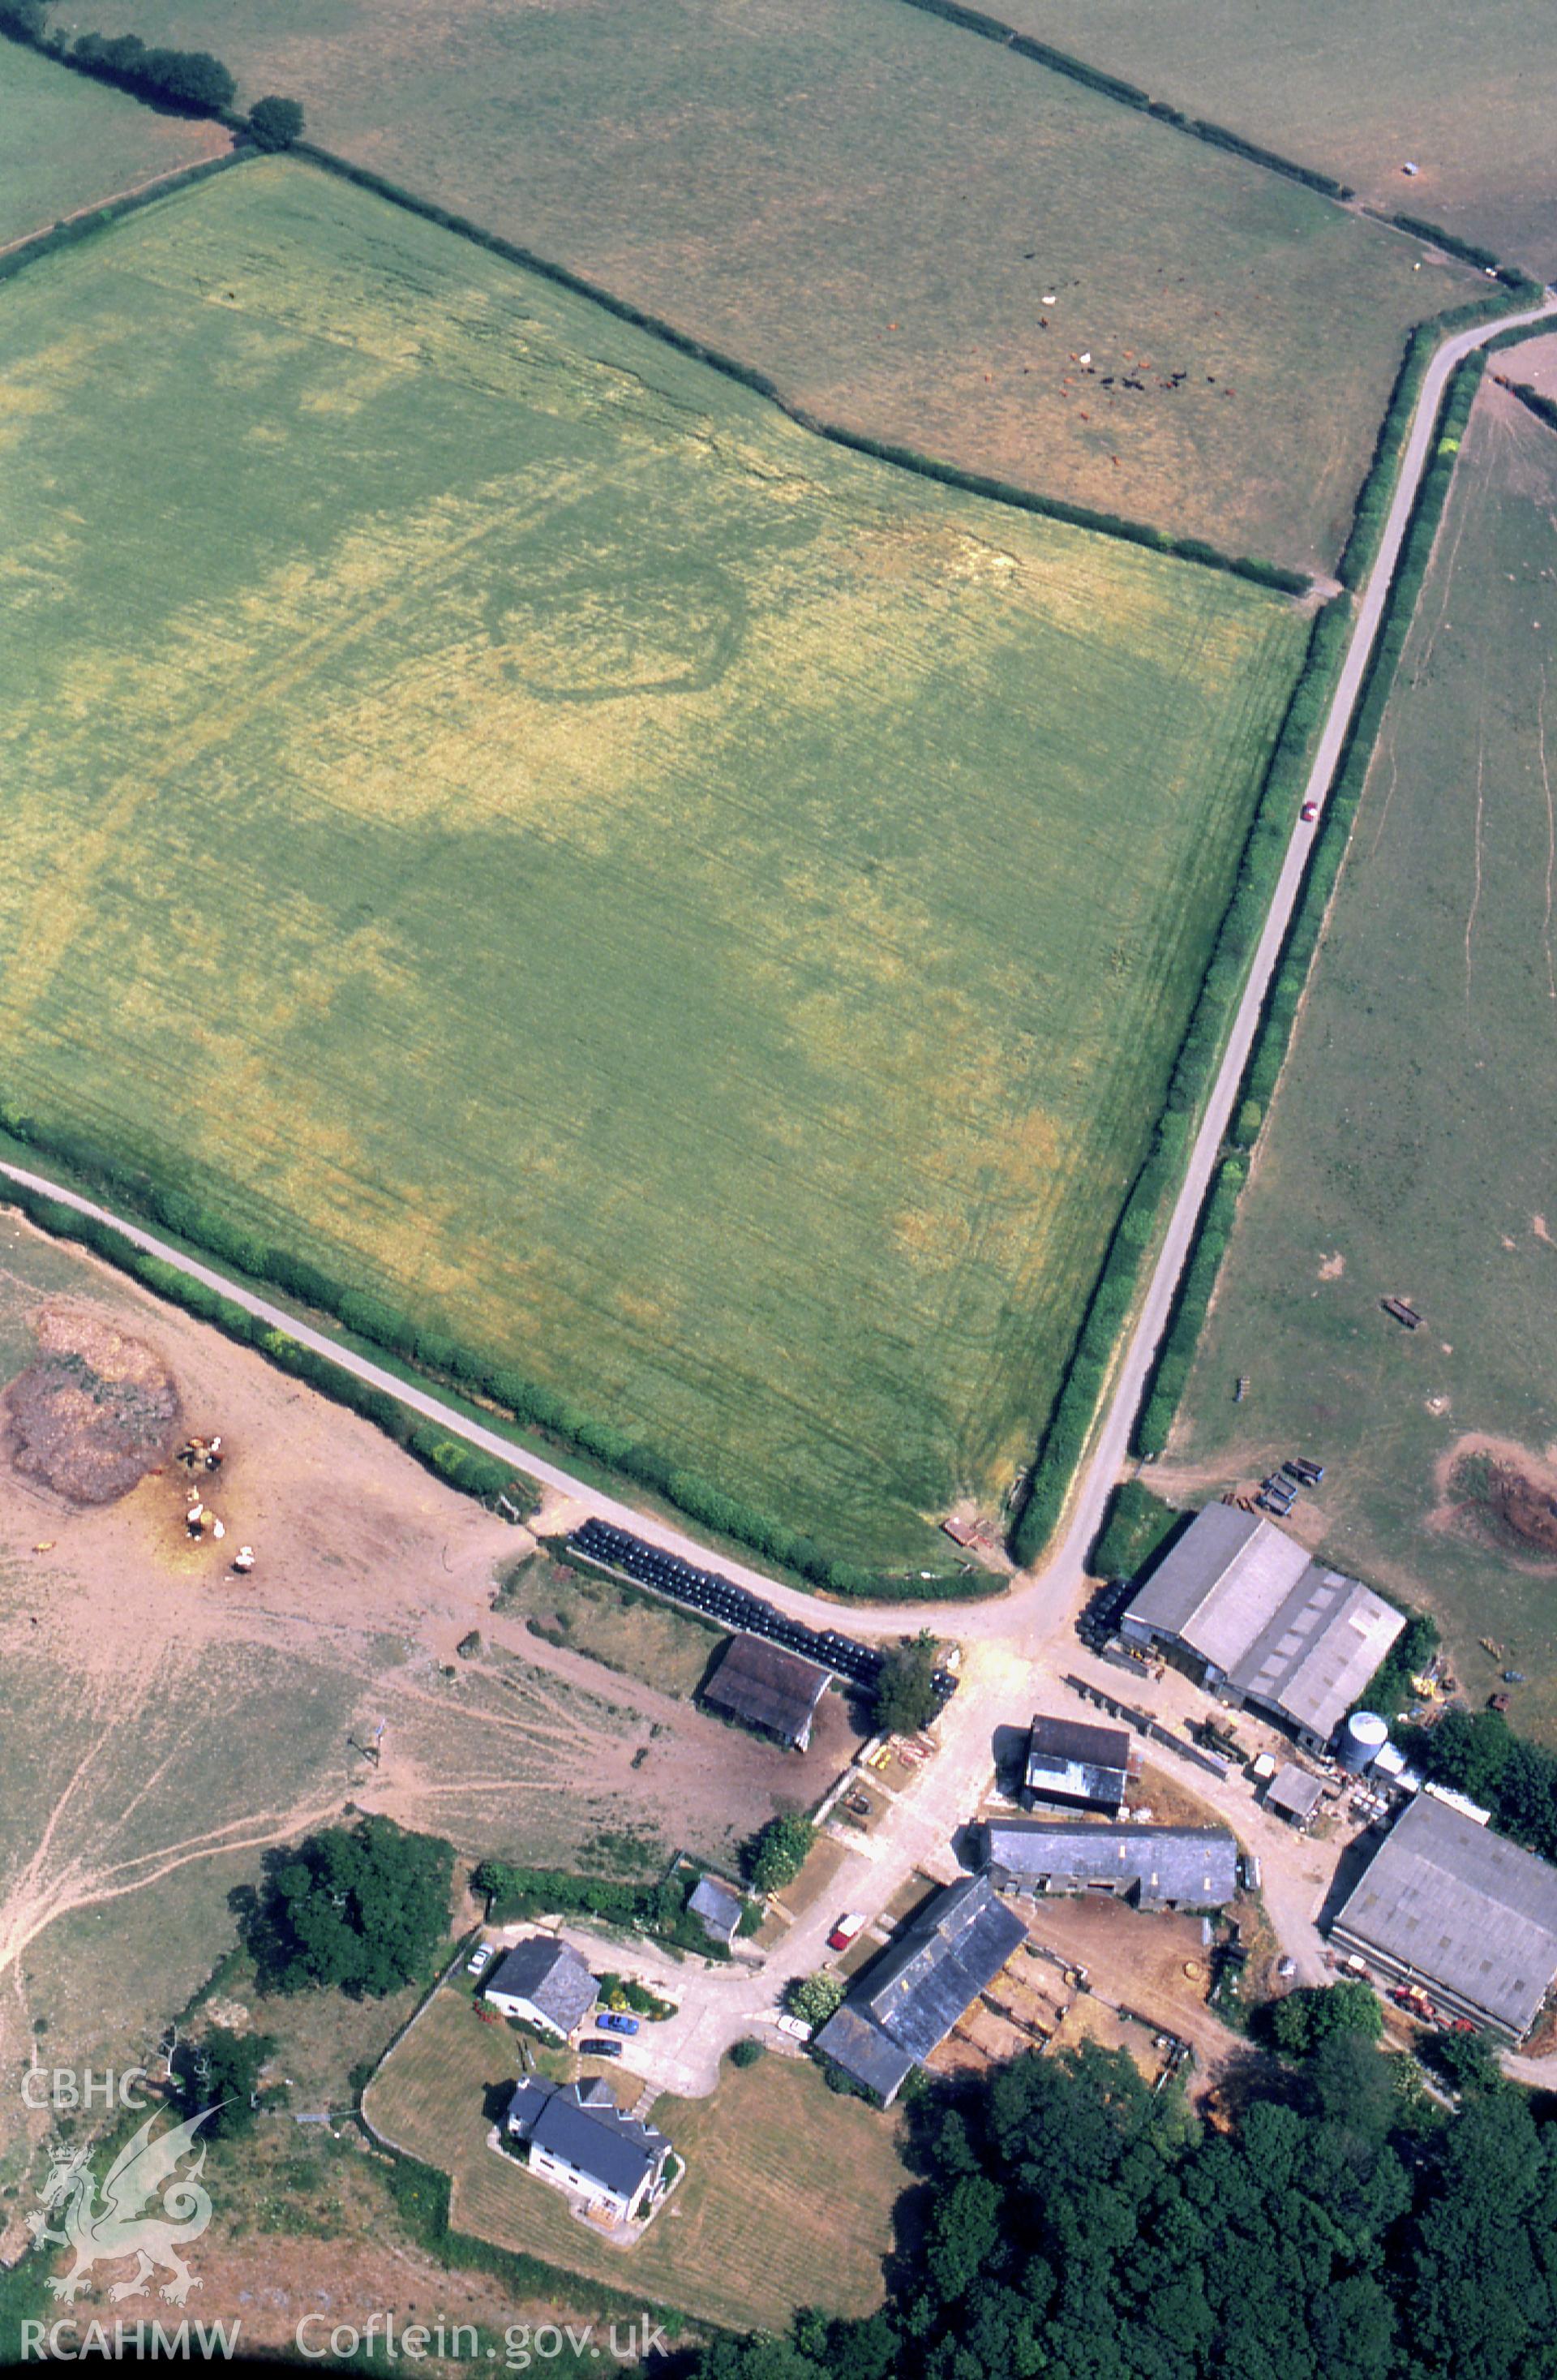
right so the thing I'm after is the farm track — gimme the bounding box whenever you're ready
[2,296,1554,1658]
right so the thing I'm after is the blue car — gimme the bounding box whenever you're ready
[596,2010,641,2036]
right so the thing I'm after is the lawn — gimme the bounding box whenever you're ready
[68,0,1474,569]
[0,158,1308,1569]
[0,40,227,250]
[997,0,1557,278]
[364,1987,907,2331]
[1165,372,1557,1736]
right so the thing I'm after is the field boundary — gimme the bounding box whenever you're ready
[283,144,1304,595]
[885,0,1352,200]
[0,143,242,286]
[1129,343,1500,1457]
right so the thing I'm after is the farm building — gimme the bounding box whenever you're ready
[1265,1763,1325,1831]
[483,1936,597,2038]
[984,1819,1239,1910]
[504,2076,671,2223]
[688,1875,744,1947]
[1120,1504,1405,1751]
[813,1871,1026,2105]
[1023,1712,1132,1814]
[1329,1794,1557,2041]
[701,1634,830,1750]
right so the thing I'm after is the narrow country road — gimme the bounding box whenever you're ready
[4,293,1555,1664]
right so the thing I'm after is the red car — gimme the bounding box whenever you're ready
[828,1910,868,1952]
[1300,801,1319,823]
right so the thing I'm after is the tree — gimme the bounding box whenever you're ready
[729,2037,765,2069]
[248,95,305,150]
[1423,2027,1504,2098]
[1422,1707,1510,1805]
[787,1972,844,2030]
[873,1634,941,1738]
[744,1814,815,1896]
[182,2026,275,2139]
[1269,1979,1383,2056]
[255,1817,454,1996]
[0,0,49,41]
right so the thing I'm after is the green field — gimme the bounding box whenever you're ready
[0,39,226,250]
[74,0,1474,569]
[1166,374,1557,1733]
[0,159,1310,1565]
[999,0,1557,278]
[365,1987,907,2331]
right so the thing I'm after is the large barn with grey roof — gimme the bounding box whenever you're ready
[1330,1793,1557,2042]
[1121,1504,1404,1751]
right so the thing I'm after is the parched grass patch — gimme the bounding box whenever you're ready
[495,1556,722,1702]
[0,40,226,250]
[0,159,1306,1566]
[1170,380,1557,1736]
[998,0,1557,278]
[365,1986,905,2331]
[69,0,1474,567]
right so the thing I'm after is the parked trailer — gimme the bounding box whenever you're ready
[1382,1298,1422,1329]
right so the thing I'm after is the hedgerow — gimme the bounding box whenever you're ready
[1126,354,1491,1459]
[1010,593,1351,1562]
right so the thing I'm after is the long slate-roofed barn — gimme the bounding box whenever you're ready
[813,1871,1027,2105]
[1024,1713,1132,1813]
[1329,1793,1557,2041]
[701,1634,830,1750]
[1121,1504,1405,1751]
[984,1819,1240,1909]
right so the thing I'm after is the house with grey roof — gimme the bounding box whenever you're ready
[688,1875,744,1948]
[702,1635,830,1751]
[1329,1793,1557,2041]
[483,1936,597,2038]
[813,1871,1026,2105]
[1024,1713,1131,1814]
[504,2077,671,2223]
[1120,1504,1405,1751]
[984,1819,1240,1910]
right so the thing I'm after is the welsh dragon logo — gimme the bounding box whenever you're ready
[25,2104,218,2305]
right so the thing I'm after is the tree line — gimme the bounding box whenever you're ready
[694,2021,1557,2380]
[0,0,302,148]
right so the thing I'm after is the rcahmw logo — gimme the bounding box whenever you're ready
[24,2102,221,2305]
[21,2319,239,2361]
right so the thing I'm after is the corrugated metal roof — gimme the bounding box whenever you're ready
[1266,1763,1324,1821]
[1332,1794,1557,2035]
[1232,1574,1404,1740]
[1123,1506,1402,1743]
[984,1819,1239,1905]
[702,1636,829,1744]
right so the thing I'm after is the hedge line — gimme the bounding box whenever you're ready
[1390,216,1542,307]
[1337,296,1518,590]
[1504,380,1557,437]
[0,149,240,288]
[1242,350,1483,1117]
[892,0,1350,197]
[1125,357,1490,1459]
[0,1111,994,1597]
[1133,1153,1246,1454]
[0,1168,538,1516]
[292,144,1306,596]
[1008,591,1352,1564]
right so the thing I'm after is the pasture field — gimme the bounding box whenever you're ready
[365,1987,906,2331]
[997,0,1557,279]
[1165,374,1557,1735]
[71,0,1474,568]
[0,40,227,250]
[0,161,1310,1569]
[495,1555,724,1701]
